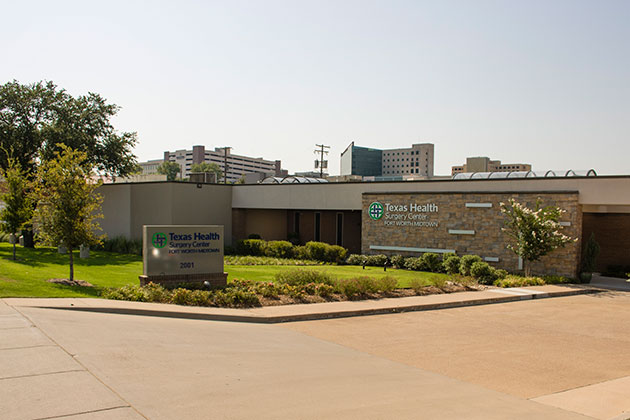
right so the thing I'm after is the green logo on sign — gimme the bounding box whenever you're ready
[368,202,384,220]
[152,232,167,248]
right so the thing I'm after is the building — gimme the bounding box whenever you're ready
[140,145,286,183]
[138,159,164,176]
[452,157,532,175]
[340,142,383,176]
[340,142,434,177]
[98,171,630,278]
[382,143,434,177]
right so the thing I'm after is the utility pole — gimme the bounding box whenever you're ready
[314,144,330,178]
[217,146,231,184]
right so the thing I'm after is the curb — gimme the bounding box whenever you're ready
[33,287,600,324]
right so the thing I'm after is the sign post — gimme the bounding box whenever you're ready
[140,225,227,287]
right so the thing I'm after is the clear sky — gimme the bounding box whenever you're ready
[3,0,628,175]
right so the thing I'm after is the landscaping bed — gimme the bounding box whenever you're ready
[103,270,486,308]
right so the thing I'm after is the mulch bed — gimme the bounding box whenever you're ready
[47,278,94,287]
[257,282,485,307]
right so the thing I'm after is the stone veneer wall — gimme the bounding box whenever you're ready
[361,192,581,278]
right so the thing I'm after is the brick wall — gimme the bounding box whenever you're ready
[362,192,581,277]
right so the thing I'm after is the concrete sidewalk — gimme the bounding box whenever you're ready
[4,284,599,324]
[1,295,598,420]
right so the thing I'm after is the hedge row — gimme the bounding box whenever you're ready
[346,253,509,285]
[230,240,347,263]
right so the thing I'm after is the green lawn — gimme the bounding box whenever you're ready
[0,243,142,298]
[227,265,446,288]
[0,243,447,298]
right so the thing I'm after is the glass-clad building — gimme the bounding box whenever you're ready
[340,142,383,176]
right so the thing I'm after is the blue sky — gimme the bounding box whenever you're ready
[3,0,629,175]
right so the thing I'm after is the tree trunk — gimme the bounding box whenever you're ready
[524,261,531,278]
[12,243,16,260]
[69,247,74,281]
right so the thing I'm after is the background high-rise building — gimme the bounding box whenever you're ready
[451,157,532,175]
[340,142,383,176]
[340,142,434,177]
[140,145,287,182]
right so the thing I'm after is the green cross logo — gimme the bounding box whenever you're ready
[152,232,167,248]
[368,202,384,220]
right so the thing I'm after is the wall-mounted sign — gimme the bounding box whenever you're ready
[368,201,440,228]
[143,225,224,277]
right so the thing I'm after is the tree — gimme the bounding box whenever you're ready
[0,80,138,179]
[0,81,62,173]
[33,145,104,281]
[500,198,575,276]
[0,159,34,260]
[157,161,181,181]
[190,162,222,180]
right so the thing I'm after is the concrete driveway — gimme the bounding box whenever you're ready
[2,292,630,419]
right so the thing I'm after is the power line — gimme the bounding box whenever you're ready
[217,146,232,184]
[314,144,330,178]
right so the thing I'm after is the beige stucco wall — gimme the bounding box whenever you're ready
[99,184,132,238]
[99,182,233,244]
[232,177,630,211]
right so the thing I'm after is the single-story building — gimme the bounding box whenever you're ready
[99,174,630,278]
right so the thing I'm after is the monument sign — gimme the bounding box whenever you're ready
[140,225,227,287]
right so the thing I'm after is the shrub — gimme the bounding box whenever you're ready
[326,245,348,263]
[143,282,170,303]
[224,255,321,266]
[459,255,483,276]
[254,282,284,298]
[247,233,262,239]
[171,288,194,305]
[314,283,335,297]
[287,231,300,245]
[443,256,461,275]
[95,236,143,255]
[305,241,328,261]
[364,254,388,267]
[265,241,294,258]
[333,278,361,298]
[102,284,146,301]
[581,233,600,273]
[494,275,545,288]
[409,278,429,293]
[470,261,497,285]
[293,245,310,260]
[391,255,406,269]
[346,254,366,265]
[376,276,398,292]
[422,253,442,273]
[235,239,266,256]
[495,269,508,280]
[228,289,260,307]
[355,276,379,293]
[542,275,571,284]
[405,257,428,271]
[275,268,335,286]
[431,274,447,289]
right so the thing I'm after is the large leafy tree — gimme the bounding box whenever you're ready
[157,161,181,181]
[0,81,62,173]
[0,80,138,178]
[0,159,34,260]
[33,145,104,281]
[500,198,575,276]
[190,162,222,180]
